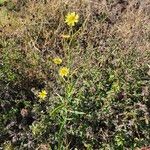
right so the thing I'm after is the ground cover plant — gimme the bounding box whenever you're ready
[0,0,150,149]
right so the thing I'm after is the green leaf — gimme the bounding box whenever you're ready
[49,104,65,117]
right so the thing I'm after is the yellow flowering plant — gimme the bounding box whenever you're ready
[53,57,62,65]
[37,90,47,101]
[59,67,69,77]
[55,12,79,147]
[65,12,79,27]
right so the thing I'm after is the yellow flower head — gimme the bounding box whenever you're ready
[59,67,69,77]
[38,90,47,100]
[53,57,62,65]
[65,12,79,27]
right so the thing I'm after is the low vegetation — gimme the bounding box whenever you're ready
[0,0,150,149]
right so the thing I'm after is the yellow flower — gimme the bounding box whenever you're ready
[38,90,47,100]
[59,67,69,77]
[53,57,62,65]
[65,12,79,27]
